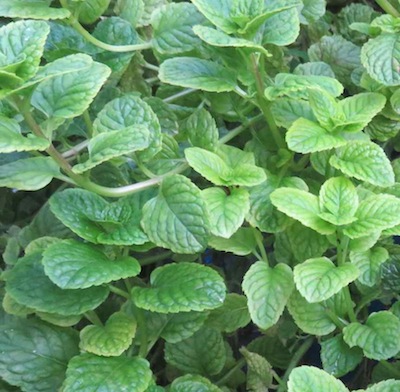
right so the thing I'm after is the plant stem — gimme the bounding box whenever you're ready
[108,285,130,299]
[69,18,153,52]
[255,234,269,264]
[139,251,172,266]
[325,307,348,329]
[216,358,246,386]
[277,337,314,392]
[84,310,103,326]
[136,308,148,358]
[82,110,93,137]
[162,88,196,103]
[380,360,400,378]
[218,114,264,144]
[376,0,400,17]
[62,140,89,159]
[355,289,382,316]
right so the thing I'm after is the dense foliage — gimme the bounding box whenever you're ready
[2,0,400,390]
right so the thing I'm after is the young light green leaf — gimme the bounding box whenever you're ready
[184,108,218,151]
[0,317,79,392]
[66,0,111,24]
[365,380,400,392]
[350,247,389,287]
[141,175,210,253]
[330,142,395,187]
[0,0,70,19]
[206,293,250,333]
[50,189,150,245]
[193,25,270,56]
[240,348,273,391]
[202,187,249,238]
[294,61,335,78]
[361,34,400,86]
[270,187,335,235]
[35,311,82,328]
[286,118,347,153]
[288,366,349,392]
[31,61,111,119]
[308,89,339,128]
[263,7,300,46]
[0,157,60,191]
[170,374,223,392]
[63,354,152,392]
[320,334,363,378]
[165,327,226,376]
[131,262,226,313]
[294,257,359,303]
[5,254,109,316]
[271,98,316,129]
[159,57,237,92]
[80,312,136,357]
[72,125,150,173]
[0,116,49,153]
[42,239,141,289]
[242,261,294,330]
[208,227,259,256]
[318,177,359,226]
[343,194,400,238]
[152,3,204,54]
[343,311,400,360]
[0,20,50,81]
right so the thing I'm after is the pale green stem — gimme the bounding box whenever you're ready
[376,0,400,17]
[216,358,246,386]
[84,310,103,326]
[108,285,130,299]
[62,140,89,159]
[162,88,196,103]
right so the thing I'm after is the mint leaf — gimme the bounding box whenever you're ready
[66,0,111,24]
[5,254,109,316]
[271,98,316,129]
[80,312,136,357]
[141,175,210,253]
[343,311,400,360]
[0,116,49,153]
[240,348,273,391]
[159,57,237,92]
[318,177,359,226]
[170,374,223,392]
[202,187,249,238]
[366,380,400,392]
[330,142,395,187]
[208,227,258,256]
[288,366,349,392]
[0,157,60,191]
[320,334,363,378]
[263,7,300,46]
[0,0,70,19]
[63,354,152,392]
[165,327,226,376]
[294,257,359,303]
[270,187,335,235]
[0,317,78,392]
[31,61,111,119]
[131,262,226,313]
[42,239,141,289]
[152,3,204,54]
[350,247,389,287]
[242,261,294,330]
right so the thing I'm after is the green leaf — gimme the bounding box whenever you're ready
[286,118,347,154]
[131,262,226,313]
[361,34,400,86]
[184,108,218,151]
[72,125,150,173]
[0,0,70,19]
[208,227,258,256]
[350,247,389,287]
[5,253,109,316]
[271,98,316,129]
[202,187,249,238]
[318,177,359,225]
[63,354,152,392]
[93,94,161,162]
[240,348,273,391]
[165,327,226,376]
[263,7,300,46]
[294,257,359,303]
[300,0,326,24]
[152,3,204,54]
[343,311,400,360]
[80,312,136,356]
[294,61,335,78]
[159,57,237,92]
[343,194,400,238]
[0,317,79,392]
[206,293,251,333]
[42,239,141,289]
[50,189,150,245]
[288,366,349,392]
[270,187,335,235]
[31,61,111,119]
[141,175,210,253]
[66,0,111,24]
[36,311,82,328]
[320,334,363,378]
[287,290,345,335]
[330,142,395,187]
[193,25,270,55]
[242,261,294,330]
[0,157,60,191]
[366,380,400,392]
[170,374,223,392]
[0,116,49,153]
[0,20,50,82]
[308,89,339,128]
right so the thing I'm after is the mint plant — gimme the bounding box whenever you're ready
[2,0,400,391]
